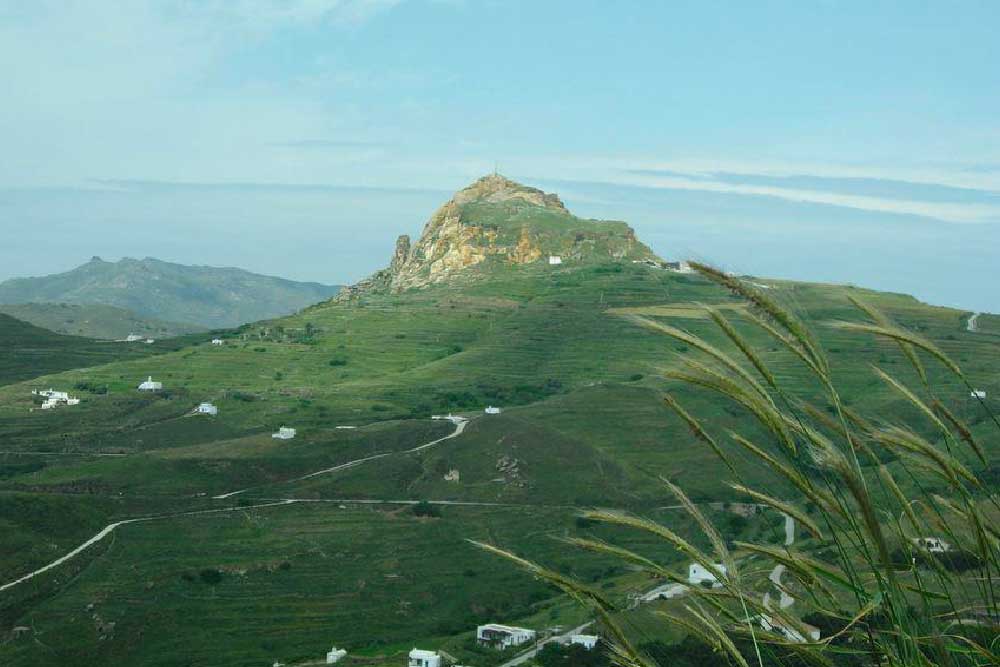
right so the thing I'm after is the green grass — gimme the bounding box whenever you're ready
[0,262,996,666]
[0,302,205,340]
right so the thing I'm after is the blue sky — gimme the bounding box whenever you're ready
[1,1,999,310]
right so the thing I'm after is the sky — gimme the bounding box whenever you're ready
[1,0,999,311]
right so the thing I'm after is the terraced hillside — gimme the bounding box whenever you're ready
[0,302,205,340]
[1,178,996,666]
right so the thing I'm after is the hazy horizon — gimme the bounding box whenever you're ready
[2,1,998,311]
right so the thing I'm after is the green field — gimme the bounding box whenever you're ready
[1,235,997,664]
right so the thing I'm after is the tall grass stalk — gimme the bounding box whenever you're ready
[475,267,998,666]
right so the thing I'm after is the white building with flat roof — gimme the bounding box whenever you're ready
[211,338,224,346]
[485,406,502,415]
[325,647,347,664]
[272,426,296,440]
[476,623,536,649]
[570,635,599,650]
[971,390,987,399]
[548,255,562,265]
[688,562,726,587]
[912,536,951,553]
[138,376,163,392]
[196,402,218,416]
[408,648,441,667]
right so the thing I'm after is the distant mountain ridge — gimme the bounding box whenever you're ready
[0,257,342,328]
[340,174,661,298]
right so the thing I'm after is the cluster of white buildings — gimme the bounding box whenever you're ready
[122,333,155,344]
[32,388,80,410]
[272,426,296,440]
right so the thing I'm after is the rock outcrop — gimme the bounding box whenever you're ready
[339,174,659,298]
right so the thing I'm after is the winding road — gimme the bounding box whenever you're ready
[2,417,471,593]
[214,416,468,499]
[762,513,796,611]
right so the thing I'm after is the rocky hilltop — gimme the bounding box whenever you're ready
[342,174,661,297]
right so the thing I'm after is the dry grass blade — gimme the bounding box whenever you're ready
[872,426,978,487]
[684,604,754,667]
[690,262,828,376]
[932,399,987,465]
[663,393,739,476]
[728,432,844,520]
[877,465,922,533]
[827,321,963,378]
[848,295,928,386]
[580,510,730,588]
[703,304,780,391]
[561,536,671,577]
[734,541,854,594]
[727,483,823,539]
[466,540,615,612]
[871,365,951,442]
[621,313,774,404]
[667,361,796,454]
[662,477,732,568]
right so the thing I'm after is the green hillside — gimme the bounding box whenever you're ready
[0,256,342,328]
[0,178,996,666]
[0,302,205,340]
[0,313,203,388]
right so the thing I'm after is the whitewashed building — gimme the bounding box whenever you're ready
[485,406,502,415]
[137,376,163,392]
[548,255,563,265]
[971,390,987,399]
[272,426,296,440]
[211,338,224,346]
[688,562,727,587]
[664,260,694,273]
[570,635,599,650]
[408,648,441,667]
[759,615,820,643]
[196,402,218,416]
[325,647,347,664]
[912,537,951,553]
[124,333,144,342]
[476,624,536,650]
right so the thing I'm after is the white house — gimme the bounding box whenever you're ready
[665,260,693,273]
[912,537,951,553]
[476,624,536,650]
[325,647,347,664]
[971,390,987,399]
[124,333,144,342]
[688,562,727,587]
[196,402,218,416]
[485,406,502,415]
[137,376,163,392]
[211,338,224,346]
[548,255,563,265]
[570,635,599,650]
[272,426,296,440]
[408,648,441,667]
[759,615,820,643]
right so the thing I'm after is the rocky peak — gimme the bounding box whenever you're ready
[450,174,569,213]
[338,175,659,299]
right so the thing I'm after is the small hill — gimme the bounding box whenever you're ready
[0,302,205,340]
[0,313,193,386]
[340,174,661,297]
[0,257,342,328]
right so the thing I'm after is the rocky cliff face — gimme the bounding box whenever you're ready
[340,174,659,298]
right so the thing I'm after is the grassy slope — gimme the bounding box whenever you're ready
[0,302,206,340]
[1,263,997,665]
[0,313,204,388]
